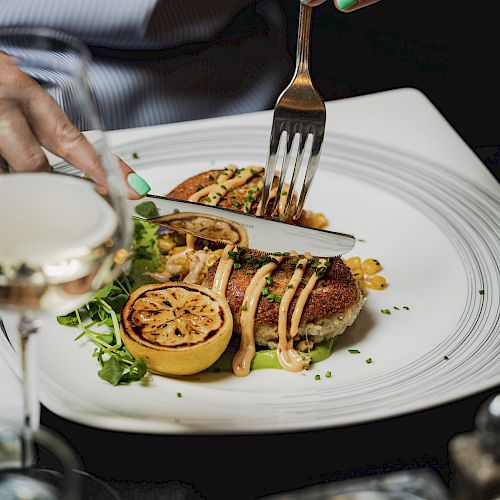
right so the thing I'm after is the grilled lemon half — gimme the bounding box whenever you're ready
[121,282,233,376]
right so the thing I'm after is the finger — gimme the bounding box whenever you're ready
[116,156,150,199]
[333,0,381,12]
[0,98,50,172]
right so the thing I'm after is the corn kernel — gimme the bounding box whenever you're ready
[362,258,382,276]
[171,245,187,255]
[352,270,364,282]
[365,275,387,290]
[345,256,362,271]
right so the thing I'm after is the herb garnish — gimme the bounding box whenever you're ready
[135,201,159,218]
[365,358,373,364]
[132,151,139,160]
[348,349,360,354]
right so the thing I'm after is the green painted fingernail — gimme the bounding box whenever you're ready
[127,173,150,195]
[300,0,310,4]
[338,0,357,10]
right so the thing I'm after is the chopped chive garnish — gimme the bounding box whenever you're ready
[205,196,211,203]
[233,201,241,207]
[296,264,303,269]
[241,305,248,311]
[357,238,365,242]
[265,294,275,301]
[262,287,269,296]
[281,191,288,196]
[325,371,332,378]
[132,151,139,159]
[203,240,210,247]
[365,358,373,364]
[444,355,449,360]
[173,208,180,214]
[208,175,214,181]
[195,184,203,192]
[265,276,274,285]
[233,263,241,269]
[393,306,400,310]
[300,278,308,285]
[315,375,321,380]
[381,309,391,315]
[403,306,410,310]
[348,349,360,354]
[285,284,293,290]
[479,290,485,295]
[177,392,182,398]
[246,269,255,275]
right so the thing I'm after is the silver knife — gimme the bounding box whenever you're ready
[127,194,355,257]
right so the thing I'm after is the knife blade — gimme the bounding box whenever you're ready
[127,194,355,257]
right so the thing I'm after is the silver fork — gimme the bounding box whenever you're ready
[260,2,326,221]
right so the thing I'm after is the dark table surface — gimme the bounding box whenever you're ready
[40,148,499,500]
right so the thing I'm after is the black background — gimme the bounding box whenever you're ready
[40,2,499,498]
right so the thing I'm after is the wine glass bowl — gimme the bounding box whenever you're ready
[0,27,131,499]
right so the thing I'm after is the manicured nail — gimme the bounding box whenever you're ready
[300,0,310,4]
[338,0,357,10]
[127,173,150,195]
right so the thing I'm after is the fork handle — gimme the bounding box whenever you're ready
[295,3,313,78]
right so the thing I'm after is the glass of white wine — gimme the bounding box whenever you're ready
[0,27,131,498]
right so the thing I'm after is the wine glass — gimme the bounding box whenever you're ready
[0,27,131,498]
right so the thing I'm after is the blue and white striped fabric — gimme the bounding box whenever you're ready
[1,0,292,130]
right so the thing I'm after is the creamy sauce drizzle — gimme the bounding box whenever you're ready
[232,256,283,377]
[276,252,312,372]
[212,245,235,296]
[289,258,329,339]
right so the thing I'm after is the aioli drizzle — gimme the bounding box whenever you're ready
[212,245,235,297]
[232,256,283,377]
[289,258,329,339]
[276,252,312,372]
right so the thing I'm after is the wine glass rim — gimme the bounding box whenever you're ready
[0,26,92,71]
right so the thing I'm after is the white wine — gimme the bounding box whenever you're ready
[0,173,125,314]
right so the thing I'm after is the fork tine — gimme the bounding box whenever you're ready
[271,126,296,217]
[283,131,307,219]
[293,129,324,220]
[260,123,282,215]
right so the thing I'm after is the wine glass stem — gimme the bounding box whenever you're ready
[18,313,42,467]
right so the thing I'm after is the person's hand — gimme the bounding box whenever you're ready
[0,52,150,199]
[303,0,381,12]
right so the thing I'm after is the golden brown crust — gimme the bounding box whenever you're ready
[204,252,360,330]
[167,168,274,216]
